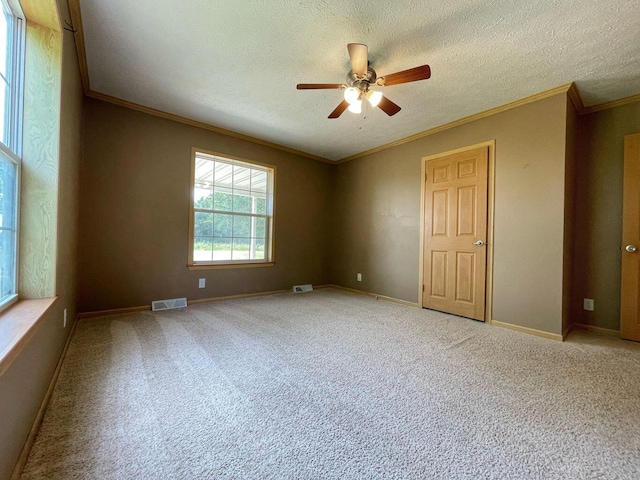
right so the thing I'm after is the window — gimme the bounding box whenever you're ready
[0,0,23,310]
[189,150,275,267]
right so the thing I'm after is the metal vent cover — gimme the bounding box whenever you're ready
[293,284,313,293]
[151,297,187,311]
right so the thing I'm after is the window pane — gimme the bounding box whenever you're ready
[0,156,15,301]
[194,212,212,236]
[0,158,16,228]
[213,213,232,237]
[233,165,251,191]
[213,191,232,212]
[193,187,212,209]
[266,194,274,214]
[0,81,6,146]
[233,215,250,237]
[213,238,232,261]
[254,217,266,238]
[194,157,213,185]
[0,7,9,80]
[232,238,250,260]
[214,162,233,189]
[251,169,267,193]
[252,239,265,260]
[193,237,212,262]
[255,197,266,215]
[232,193,251,213]
[0,228,14,299]
[0,4,12,151]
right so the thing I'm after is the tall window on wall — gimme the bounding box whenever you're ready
[0,0,23,310]
[189,150,275,267]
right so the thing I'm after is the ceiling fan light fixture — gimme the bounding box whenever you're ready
[347,99,362,114]
[343,87,360,104]
[366,89,383,107]
[297,43,431,119]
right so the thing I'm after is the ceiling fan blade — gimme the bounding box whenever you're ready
[378,65,431,86]
[347,43,368,77]
[328,100,350,119]
[297,83,343,90]
[377,96,401,116]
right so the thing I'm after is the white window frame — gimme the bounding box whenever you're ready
[0,0,24,312]
[188,148,275,269]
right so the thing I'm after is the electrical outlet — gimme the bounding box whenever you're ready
[63,308,67,328]
[198,278,206,288]
[583,298,594,311]
[357,273,362,282]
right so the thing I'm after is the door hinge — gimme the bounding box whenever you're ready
[422,284,425,292]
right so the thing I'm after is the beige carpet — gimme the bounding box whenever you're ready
[21,288,640,479]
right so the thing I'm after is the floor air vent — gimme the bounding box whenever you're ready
[151,297,187,311]
[293,284,313,293]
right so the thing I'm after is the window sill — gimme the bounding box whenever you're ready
[0,297,58,377]
[187,262,275,270]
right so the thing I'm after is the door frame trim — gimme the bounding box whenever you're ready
[418,140,496,323]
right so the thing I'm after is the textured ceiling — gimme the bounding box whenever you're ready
[78,0,640,161]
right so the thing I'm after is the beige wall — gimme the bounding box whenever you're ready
[572,102,640,331]
[0,0,83,478]
[333,94,570,335]
[78,100,334,313]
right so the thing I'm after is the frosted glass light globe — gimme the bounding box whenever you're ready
[343,87,360,104]
[366,90,383,107]
[347,99,362,114]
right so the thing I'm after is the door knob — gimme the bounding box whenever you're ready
[626,245,638,253]
[473,240,485,247]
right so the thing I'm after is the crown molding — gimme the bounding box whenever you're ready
[336,83,574,163]
[568,83,640,116]
[581,92,640,115]
[567,82,585,113]
[85,90,334,163]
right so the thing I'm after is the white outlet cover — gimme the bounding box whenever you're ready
[583,298,594,311]
[199,278,206,288]
[357,273,362,281]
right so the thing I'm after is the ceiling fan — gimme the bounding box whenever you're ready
[296,43,431,119]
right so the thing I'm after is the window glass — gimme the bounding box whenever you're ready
[191,151,274,265]
[0,155,16,303]
[0,6,9,79]
[0,0,22,310]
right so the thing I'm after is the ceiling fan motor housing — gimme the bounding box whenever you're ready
[346,67,377,91]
